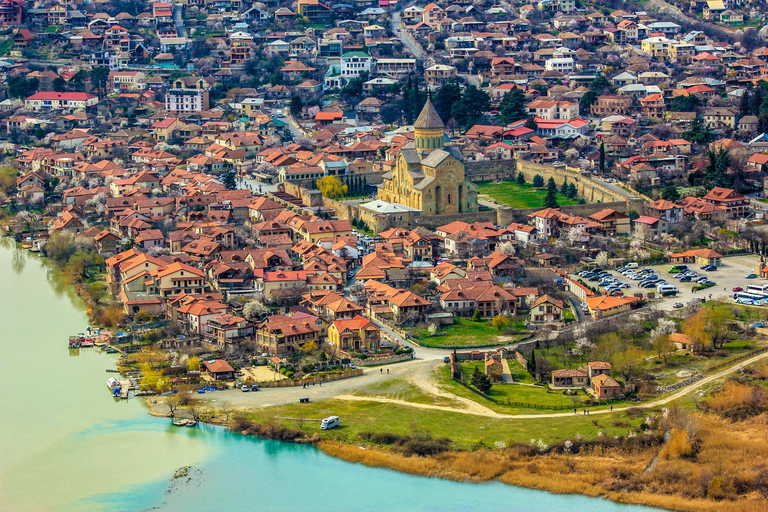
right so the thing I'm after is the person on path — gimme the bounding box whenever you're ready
[387,368,389,374]
[380,368,383,374]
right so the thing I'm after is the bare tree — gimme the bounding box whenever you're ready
[164,393,183,417]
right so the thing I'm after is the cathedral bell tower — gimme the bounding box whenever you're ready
[414,97,445,156]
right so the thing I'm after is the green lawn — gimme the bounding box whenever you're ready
[237,396,648,449]
[415,318,528,348]
[450,364,580,410]
[476,181,578,209]
[507,359,535,384]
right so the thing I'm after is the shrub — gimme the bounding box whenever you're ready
[401,433,451,456]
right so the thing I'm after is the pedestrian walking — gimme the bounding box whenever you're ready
[574,408,577,414]
[380,368,383,374]
[610,405,613,411]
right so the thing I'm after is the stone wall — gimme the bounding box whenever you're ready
[415,209,499,229]
[254,368,364,388]
[466,159,645,210]
[465,160,517,182]
[514,160,640,206]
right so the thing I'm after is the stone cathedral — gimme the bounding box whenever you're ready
[378,99,478,216]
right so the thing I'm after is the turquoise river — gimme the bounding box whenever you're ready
[0,243,665,511]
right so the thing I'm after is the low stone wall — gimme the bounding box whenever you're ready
[415,209,499,229]
[254,368,363,388]
[352,353,413,366]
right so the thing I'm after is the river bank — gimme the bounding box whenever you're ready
[216,372,768,512]
[0,242,666,512]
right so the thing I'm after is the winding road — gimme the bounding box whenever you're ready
[192,350,768,420]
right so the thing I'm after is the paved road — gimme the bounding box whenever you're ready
[279,112,307,139]
[760,24,768,40]
[390,10,425,60]
[196,359,441,409]
[591,177,635,199]
[564,294,585,323]
[173,4,187,39]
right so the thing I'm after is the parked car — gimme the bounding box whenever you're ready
[701,265,717,271]
[673,302,684,309]
[625,262,638,268]
[680,276,692,282]
[443,356,450,363]
[733,287,744,292]
[241,385,250,392]
[746,273,758,279]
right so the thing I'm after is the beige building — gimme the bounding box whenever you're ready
[378,99,478,216]
[425,64,457,86]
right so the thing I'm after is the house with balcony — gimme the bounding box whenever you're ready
[529,294,564,325]
[328,315,380,351]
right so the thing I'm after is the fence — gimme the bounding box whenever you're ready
[452,377,576,410]
[707,346,768,372]
[452,377,498,403]
[254,369,363,388]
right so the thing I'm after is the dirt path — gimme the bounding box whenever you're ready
[336,352,768,419]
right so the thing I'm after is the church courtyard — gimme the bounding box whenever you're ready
[477,181,579,209]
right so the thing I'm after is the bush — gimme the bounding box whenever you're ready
[401,433,452,456]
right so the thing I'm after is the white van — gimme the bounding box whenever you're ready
[320,416,340,430]
[625,262,638,269]
[657,284,678,296]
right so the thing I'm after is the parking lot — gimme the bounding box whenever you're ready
[577,255,763,312]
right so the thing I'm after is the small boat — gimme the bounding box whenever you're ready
[68,336,81,349]
[172,419,197,427]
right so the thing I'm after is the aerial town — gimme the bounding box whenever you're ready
[4,0,768,509]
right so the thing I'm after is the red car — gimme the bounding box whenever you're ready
[732,287,743,292]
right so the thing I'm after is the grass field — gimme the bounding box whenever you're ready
[476,181,578,209]
[415,318,528,348]
[238,396,647,449]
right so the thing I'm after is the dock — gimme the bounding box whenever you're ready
[118,379,136,399]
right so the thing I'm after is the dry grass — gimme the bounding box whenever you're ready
[319,410,768,512]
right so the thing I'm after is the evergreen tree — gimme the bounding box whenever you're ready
[525,116,538,131]
[599,140,606,175]
[560,179,568,196]
[517,172,526,185]
[498,87,527,125]
[567,183,578,198]
[579,90,598,114]
[451,85,491,130]
[528,350,537,377]
[533,174,544,187]
[433,80,462,123]
[471,367,492,393]
[289,95,303,117]
[739,89,752,118]
[661,183,680,201]
[221,170,237,190]
[544,178,559,208]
